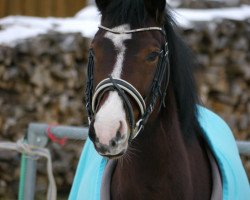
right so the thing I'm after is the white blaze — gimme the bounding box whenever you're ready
[105,24,131,78]
[94,24,132,145]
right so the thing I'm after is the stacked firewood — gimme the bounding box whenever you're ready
[0,32,88,199]
[181,18,250,179]
[181,18,250,140]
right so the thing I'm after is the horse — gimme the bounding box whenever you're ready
[69,0,250,199]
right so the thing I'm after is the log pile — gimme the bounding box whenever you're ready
[0,32,88,199]
[0,18,249,198]
[181,18,250,179]
[181,18,250,140]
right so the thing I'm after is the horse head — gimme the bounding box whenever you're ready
[86,0,168,158]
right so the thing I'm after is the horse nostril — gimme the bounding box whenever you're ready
[100,146,106,153]
[97,144,109,154]
[109,129,125,148]
[110,139,117,148]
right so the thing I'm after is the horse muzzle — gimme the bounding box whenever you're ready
[89,118,129,158]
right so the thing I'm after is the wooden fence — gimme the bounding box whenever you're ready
[0,0,87,18]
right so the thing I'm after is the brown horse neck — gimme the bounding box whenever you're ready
[111,87,212,200]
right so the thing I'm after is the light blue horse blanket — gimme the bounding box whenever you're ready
[69,106,250,200]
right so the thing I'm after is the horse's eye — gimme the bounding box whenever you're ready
[145,52,160,62]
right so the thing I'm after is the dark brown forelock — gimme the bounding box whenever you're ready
[101,0,149,28]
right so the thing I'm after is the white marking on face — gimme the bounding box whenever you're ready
[105,24,132,78]
[94,24,131,147]
[95,91,127,145]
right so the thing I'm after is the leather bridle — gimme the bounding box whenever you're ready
[85,25,170,140]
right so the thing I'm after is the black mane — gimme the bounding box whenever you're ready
[163,13,202,137]
[101,0,201,136]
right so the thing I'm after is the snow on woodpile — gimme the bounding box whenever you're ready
[175,5,250,27]
[0,6,99,46]
[1,5,250,45]
[168,0,250,8]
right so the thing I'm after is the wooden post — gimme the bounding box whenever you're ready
[42,0,53,17]
[0,0,87,18]
[8,0,22,16]
[0,0,7,18]
[24,0,37,16]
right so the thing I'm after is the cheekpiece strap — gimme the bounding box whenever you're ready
[85,49,95,122]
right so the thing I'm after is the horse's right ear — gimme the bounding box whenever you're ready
[95,0,112,13]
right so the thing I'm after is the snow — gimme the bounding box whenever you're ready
[75,5,100,20]
[175,5,250,28]
[0,5,100,46]
[0,5,250,46]
[0,24,47,45]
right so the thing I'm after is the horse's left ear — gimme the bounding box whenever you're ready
[144,0,166,23]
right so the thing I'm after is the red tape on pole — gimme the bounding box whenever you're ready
[47,125,68,146]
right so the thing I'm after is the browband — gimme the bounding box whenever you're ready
[98,25,165,35]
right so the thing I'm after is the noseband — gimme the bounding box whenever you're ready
[85,25,170,140]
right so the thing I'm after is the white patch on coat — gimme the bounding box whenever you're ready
[94,24,131,147]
